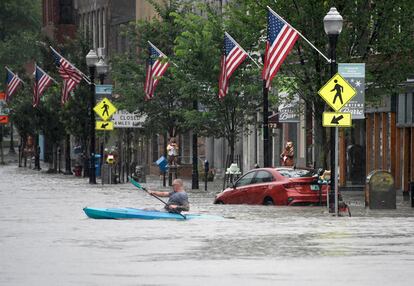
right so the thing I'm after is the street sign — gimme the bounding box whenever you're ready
[93,97,117,121]
[318,73,357,112]
[95,84,113,96]
[338,63,365,119]
[0,115,9,124]
[95,121,114,130]
[111,110,146,128]
[322,112,352,127]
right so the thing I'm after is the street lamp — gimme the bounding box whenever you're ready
[324,7,343,214]
[86,49,99,184]
[96,58,108,84]
[261,53,270,168]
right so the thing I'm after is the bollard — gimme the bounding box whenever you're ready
[410,182,414,208]
[328,190,335,213]
[204,160,209,191]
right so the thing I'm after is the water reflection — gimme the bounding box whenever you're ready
[1,165,414,285]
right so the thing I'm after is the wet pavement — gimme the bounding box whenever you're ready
[1,160,414,286]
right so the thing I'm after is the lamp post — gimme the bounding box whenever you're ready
[86,49,99,184]
[192,100,199,189]
[324,7,343,215]
[261,53,270,168]
[96,58,108,85]
[95,57,108,181]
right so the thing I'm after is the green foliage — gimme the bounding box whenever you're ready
[111,1,189,138]
[0,0,41,91]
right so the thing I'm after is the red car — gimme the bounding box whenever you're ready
[214,167,328,206]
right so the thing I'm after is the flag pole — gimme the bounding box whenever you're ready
[148,41,167,58]
[35,64,59,85]
[225,32,261,68]
[148,41,178,68]
[49,46,91,84]
[5,66,26,85]
[267,6,331,63]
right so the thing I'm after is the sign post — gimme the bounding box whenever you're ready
[318,73,356,215]
[93,97,117,184]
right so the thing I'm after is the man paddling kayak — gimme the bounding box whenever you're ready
[149,179,189,213]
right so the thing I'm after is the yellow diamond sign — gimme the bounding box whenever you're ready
[318,73,357,111]
[96,121,114,131]
[93,97,117,121]
[322,112,352,127]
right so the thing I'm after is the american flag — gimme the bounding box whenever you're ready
[5,68,23,102]
[262,8,299,88]
[144,42,169,100]
[51,49,83,105]
[218,33,248,99]
[33,65,53,107]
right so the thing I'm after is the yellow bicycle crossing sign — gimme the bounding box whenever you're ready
[318,73,356,111]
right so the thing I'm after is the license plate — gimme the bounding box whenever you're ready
[310,185,320,191]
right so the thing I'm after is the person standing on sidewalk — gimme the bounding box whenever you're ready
[167,137,179,166]
[280,141,295,166]
[149,179,189,213]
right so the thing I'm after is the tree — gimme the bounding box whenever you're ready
[111,0,190,142]
[221,0,414,168]
[0,0,41,161]
[172,3,265,162]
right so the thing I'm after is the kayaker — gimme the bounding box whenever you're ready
[149,179,189,213]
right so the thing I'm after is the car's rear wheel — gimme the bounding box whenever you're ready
[263,197,274,205]
[215,200,224,204]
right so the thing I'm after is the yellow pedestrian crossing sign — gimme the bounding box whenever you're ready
[93,97,117,121]
[318,73,357,111]
[96,121,114,130]
[322,112,352,127]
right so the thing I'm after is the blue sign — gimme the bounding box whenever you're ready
[95,84,113,95]
[338,63,365,119]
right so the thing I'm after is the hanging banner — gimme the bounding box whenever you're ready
[338,63,365,119]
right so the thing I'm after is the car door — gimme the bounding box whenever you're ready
[229,171,257,204]
[246,170,275,204]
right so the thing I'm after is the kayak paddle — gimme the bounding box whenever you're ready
[129,177,186,219]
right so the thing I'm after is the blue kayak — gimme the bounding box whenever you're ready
[83,207,223,220]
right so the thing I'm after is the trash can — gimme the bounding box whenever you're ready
[94,154,102,177]
[366,170,395,209]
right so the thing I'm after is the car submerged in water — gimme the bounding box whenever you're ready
[214,167,329,206]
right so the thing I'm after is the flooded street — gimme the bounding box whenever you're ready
[1,164,414,285]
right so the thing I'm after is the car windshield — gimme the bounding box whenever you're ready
[277,168,316,178]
